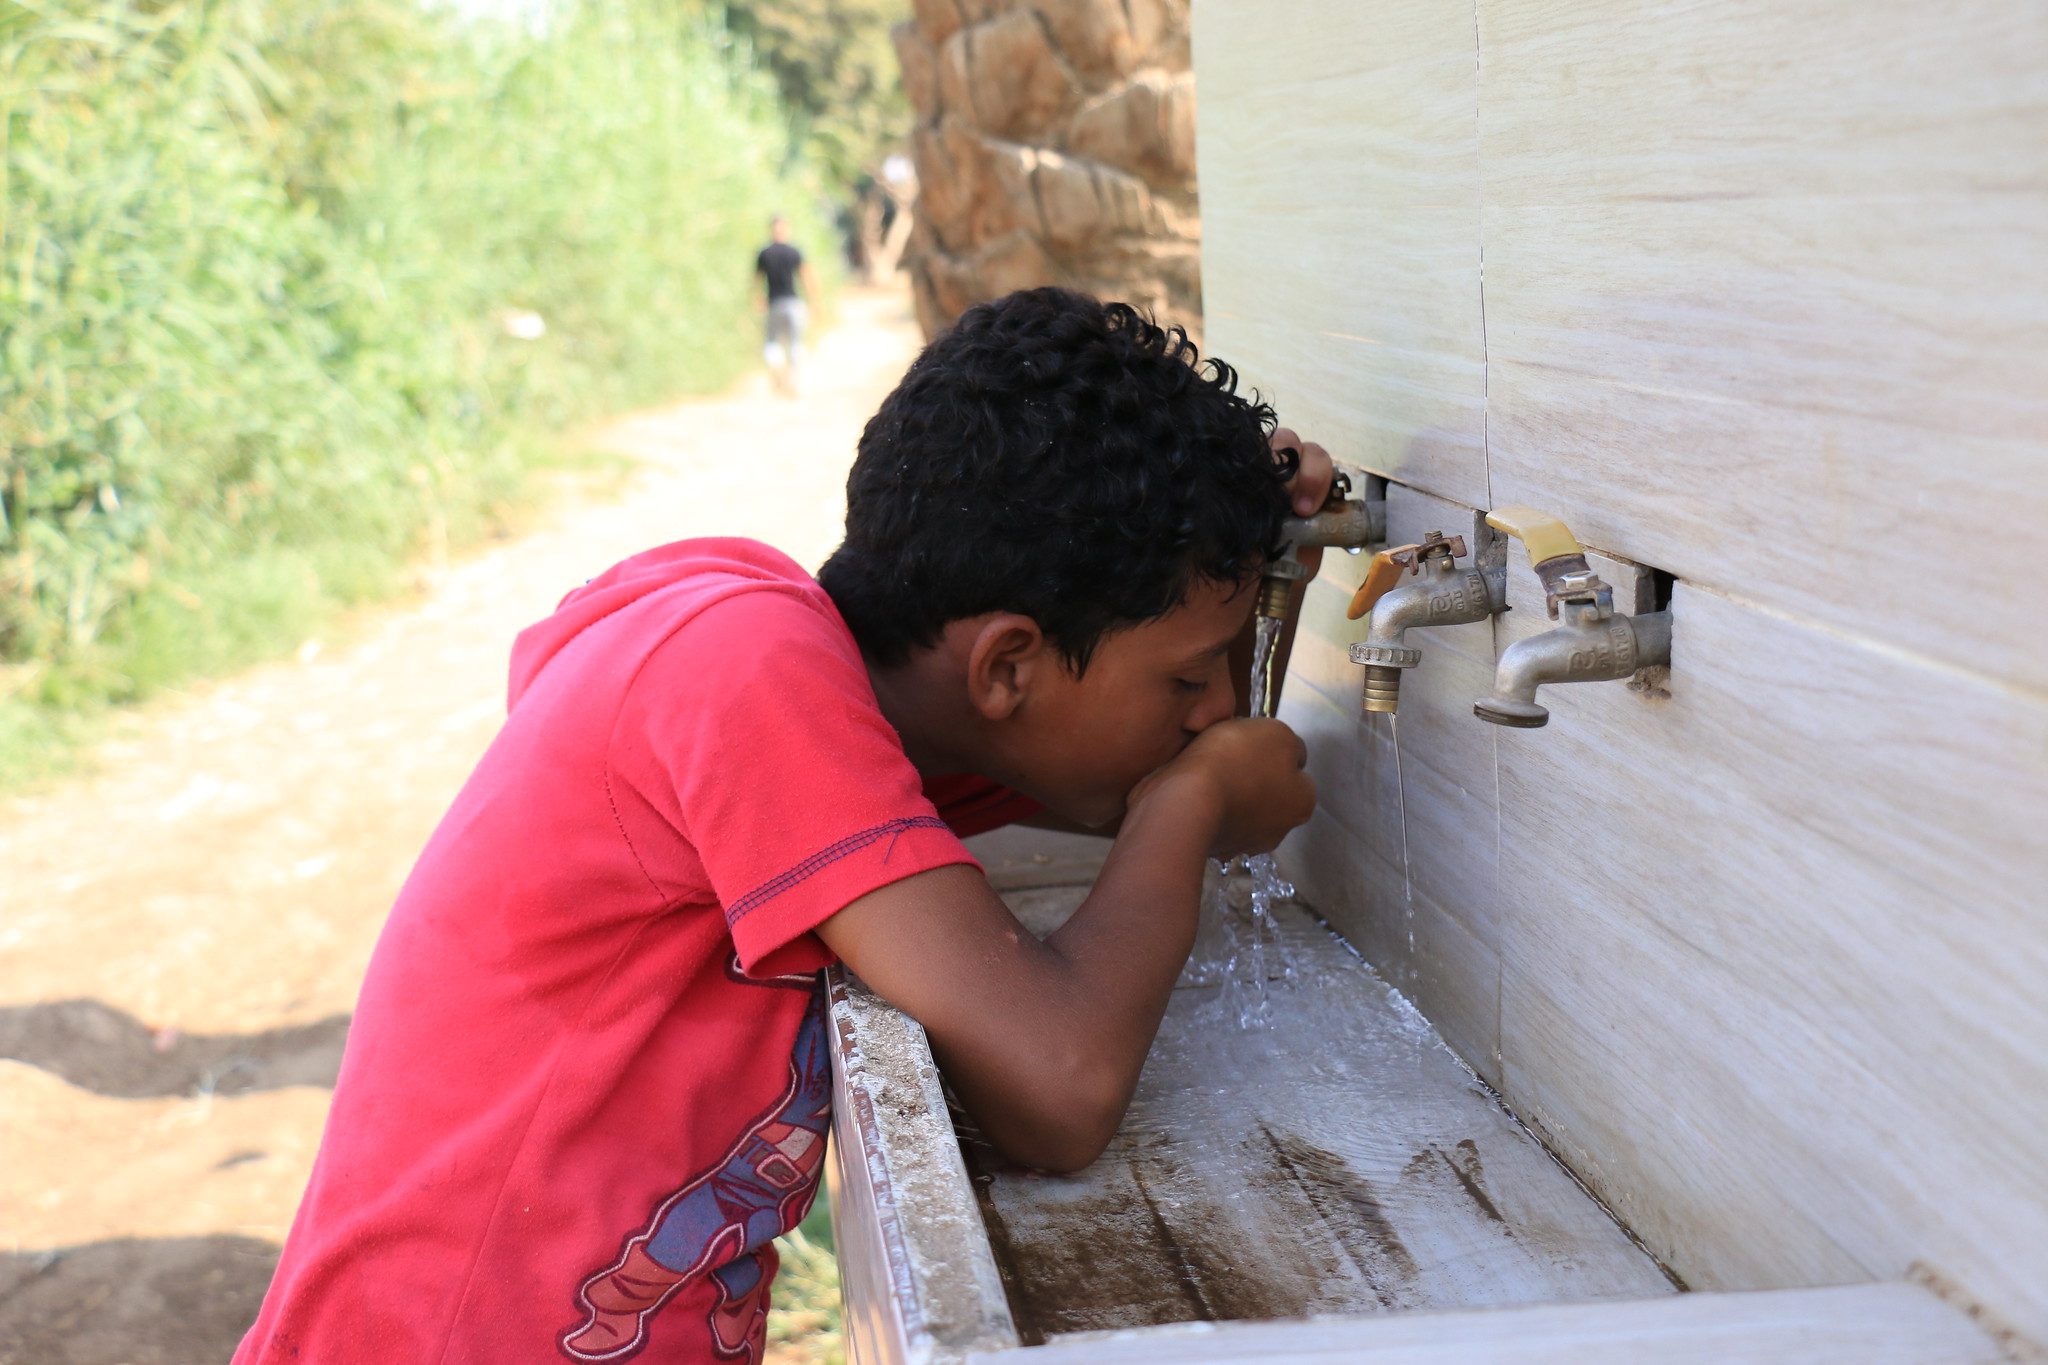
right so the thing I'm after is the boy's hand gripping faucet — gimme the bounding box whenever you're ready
[1345,529,1509,715]
[1256,468,1386,622]
[1249,462,1384,718]
[1473,506,1673,728]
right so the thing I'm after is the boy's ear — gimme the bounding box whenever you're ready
[964,613,1056,721]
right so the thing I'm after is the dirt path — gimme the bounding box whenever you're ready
[0,285,924,1363]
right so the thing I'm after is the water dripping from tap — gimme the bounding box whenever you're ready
[1250,614,1285,722]
[1388,713,1416,979]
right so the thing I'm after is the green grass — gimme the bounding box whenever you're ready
[1,2,854,1346]
[0,0,836,788]
[771,1200,845,1365]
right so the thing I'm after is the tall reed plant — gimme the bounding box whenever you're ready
[0,0,829,780]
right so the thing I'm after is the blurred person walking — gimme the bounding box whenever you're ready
[756,216,814,396]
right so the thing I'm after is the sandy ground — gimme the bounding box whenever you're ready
[0,285,924,1364]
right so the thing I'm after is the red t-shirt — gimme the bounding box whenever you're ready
[236,538,1038,1364]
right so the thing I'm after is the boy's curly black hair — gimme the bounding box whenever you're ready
[819,287,1295,672]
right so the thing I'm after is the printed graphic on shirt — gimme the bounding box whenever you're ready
[559,974,831,1362]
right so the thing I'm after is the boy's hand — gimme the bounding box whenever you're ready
[818,719,1314,1174]
[1276,426,1336,518]
[1130,717,1316,860]
[1273,426,1337,580]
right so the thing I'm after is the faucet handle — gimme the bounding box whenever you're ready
[1485,506,1613,619]
[1344,532,1468,620]
[1347,544,1421,620]
[1484,506,1583,565]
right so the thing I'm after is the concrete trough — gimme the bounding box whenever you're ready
[825,829,2014,1362]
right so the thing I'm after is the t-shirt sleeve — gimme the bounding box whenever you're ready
[612,590,979,978]
[754,248,767,275]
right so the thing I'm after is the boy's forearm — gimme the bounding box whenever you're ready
[1046,770,1216,1031]
[932,773,1219,1169]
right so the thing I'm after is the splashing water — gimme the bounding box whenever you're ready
[1179,610,1298,1026]
[1219,846,1294,1025]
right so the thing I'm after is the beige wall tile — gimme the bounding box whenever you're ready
[1202,0,2048,1343]
[1478,0,2048,691]
[1196,0,1489,508]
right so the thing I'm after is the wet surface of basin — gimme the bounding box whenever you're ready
[963,884,1674,1345]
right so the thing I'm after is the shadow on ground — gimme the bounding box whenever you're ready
[0,1000,349,1097]
[0,1236,277,1364]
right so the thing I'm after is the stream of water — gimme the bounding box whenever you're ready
[1250,613,1284,723]
[1181,612,1297,1027]
[1389,712,1415,972]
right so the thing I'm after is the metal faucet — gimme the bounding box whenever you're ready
[1473,506,1673,729]
[1257,469,1386,621]
[1344,530,1508,714]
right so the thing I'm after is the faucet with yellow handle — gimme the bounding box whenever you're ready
[1474,506,1673,729]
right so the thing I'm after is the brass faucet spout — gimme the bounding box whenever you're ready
[1359,577,1448,651]
[1475,606,1672,728]
[1282,497,1384,552]
[1258,471,1385,622]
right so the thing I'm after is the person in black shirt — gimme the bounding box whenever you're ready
[755,216,814,395]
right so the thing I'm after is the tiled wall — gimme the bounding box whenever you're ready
[1195,0,2048,1348]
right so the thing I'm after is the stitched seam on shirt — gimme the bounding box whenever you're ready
[605,769,667,901]
[725,816,951,926]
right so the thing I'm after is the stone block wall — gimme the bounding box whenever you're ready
[894,0,1201,338]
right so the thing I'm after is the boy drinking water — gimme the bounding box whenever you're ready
[237,288,1332,1363]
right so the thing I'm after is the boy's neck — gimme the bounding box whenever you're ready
[864,649,978,781]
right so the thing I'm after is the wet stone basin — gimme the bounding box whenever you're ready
[962,882,1673,1346]
[826,831,2013,1365]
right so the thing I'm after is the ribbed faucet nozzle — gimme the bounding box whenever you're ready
[1361,665,1403,714]
[1258,573,1295,620]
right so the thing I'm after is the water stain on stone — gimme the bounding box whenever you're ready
[968,1177,1049,1345]
[966,1128,1329,1341]
[1129,1146,1322,1325]
[969,1154,1228,1341]
[1401,1138,1512,1232]
[1447,1137,1509,1228]
[1127,1165,1221,1321]
[1254,1122,1417,1304]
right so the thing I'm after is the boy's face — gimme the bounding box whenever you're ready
[996,577,1253,827]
